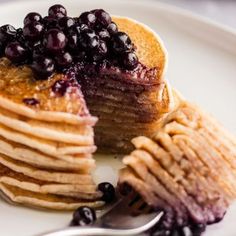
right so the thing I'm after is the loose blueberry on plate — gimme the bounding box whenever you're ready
[71,206,97,226]
[98,182,116,203]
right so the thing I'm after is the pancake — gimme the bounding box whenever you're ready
[0,183,104,210]
[0,163,101,199]
[0,107,94,145]
[0,154,94,184]
[0,136,95,172]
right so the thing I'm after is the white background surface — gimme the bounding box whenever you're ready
[0,0,235,236]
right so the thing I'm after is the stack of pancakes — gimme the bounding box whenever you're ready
[119,99,236,230]
[0,58,103,210]
[78,17,175,153]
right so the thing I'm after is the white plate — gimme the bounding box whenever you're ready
[0,0,236,235]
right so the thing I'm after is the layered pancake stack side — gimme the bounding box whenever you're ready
[0,58,103,210]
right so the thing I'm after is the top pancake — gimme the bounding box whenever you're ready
[0,58,96,125]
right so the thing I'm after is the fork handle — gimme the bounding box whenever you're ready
[38,227,139,236]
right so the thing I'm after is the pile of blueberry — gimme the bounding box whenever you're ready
[0,4,139,80]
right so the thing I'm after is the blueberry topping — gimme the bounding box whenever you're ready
[43,16,59,30]
[0,6,139,79]
[55,52,73,68]
[71,206,97,226]
[93,9,111,28]
[23,22,44,40]
[24,12,42,25]
[5,42,28,64]
[31,55,55,79]
[91,40,107,62]
[0,42,4,56]
[111,32,133,54]
[73,51,87,62]
[98,29,110,41]
[98,182,116,203]
[67,30,78,51]
[23,98,39,106]
[58,17,75,31]
[0,24,17,43]
[43,29,67,53]
[79,29,99,49]
[122,52,138,70]
[107,22,118,34]
[51,79,70,96]
[78,11,96,27]
[48,4,67,18]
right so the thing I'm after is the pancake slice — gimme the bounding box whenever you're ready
[119,99,236,234]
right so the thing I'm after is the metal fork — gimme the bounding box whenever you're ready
[39,193,163,236]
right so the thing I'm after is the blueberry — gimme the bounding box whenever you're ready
[43,16,59,30]
[90,40,108,62]
[78,11,96,28]
[98,29,110,41]
[107,22,118,34]
[190,223,206,236]
[24,12,42,25]
[5,42,28,64]
[79,29,99,50]
[98,182,116,203]
[73,51,87,62]
[67,29,78,50]
[58,17,75,31]
[48,4,67,18]
[32,44,46,58]
[31,55,55,79]
[0,24,17,44]
[43,29,67,53]
[71,206,96,226]
[111,32,133,54]
[0,42,5,56]
[55,52,73,68]
[122,52,138,70]
[51,79,70,96]
[23,98,39,106]
[23,22,44,40]
[93,9,111,28]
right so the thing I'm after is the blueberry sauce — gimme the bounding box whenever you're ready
[23,98,39,106]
